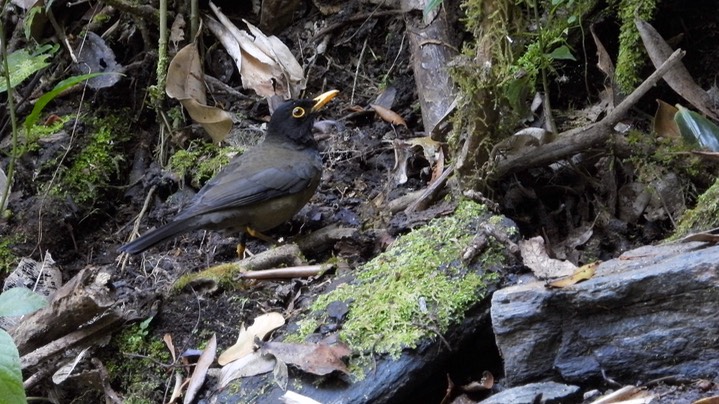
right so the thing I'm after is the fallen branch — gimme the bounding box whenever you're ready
[237,264,333,280]
[492,48,686,179]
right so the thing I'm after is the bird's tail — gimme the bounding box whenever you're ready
[118,218,197,254]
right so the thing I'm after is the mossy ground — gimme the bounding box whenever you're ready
[672,178,719,239]
[168,141,244,189]
[292,200,506,366]
[104,317,170,404]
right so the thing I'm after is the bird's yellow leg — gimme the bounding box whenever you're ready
[236,228,278,258]
[245,227,277,244]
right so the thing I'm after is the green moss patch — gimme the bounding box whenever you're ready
[169,141,244,189]
[294,200,505,359]
[672,178,719,239]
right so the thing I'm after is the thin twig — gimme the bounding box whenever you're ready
[238,264,333,280]
[311,10,405,42]
[351,38,368,105]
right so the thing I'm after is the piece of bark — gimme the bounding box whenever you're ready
[479,382,580,404]
[491,242,719,385]
[405,1,459,137]
[10,266,116,355]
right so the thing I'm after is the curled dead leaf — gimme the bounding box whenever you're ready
[218,312,285,365]
[207,2,305,98]
[260,340,351,376]
[519,236,577,279]
[548,262,599,288]
[166,42,233,143]
[370,104,407,127]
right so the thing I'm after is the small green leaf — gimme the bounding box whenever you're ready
[674,105,719,151]
[0,45,56,93]
[547,45,576,61]
[0,330,26,404]
[24,72,107,131]
[423,0,443,16]
[0,287,47,317]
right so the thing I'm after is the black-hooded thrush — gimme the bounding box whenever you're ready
[119,90,339,255]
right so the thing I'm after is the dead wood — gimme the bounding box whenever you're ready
[10,266,117,355]
[406,5,459,137]
[491,49,686,179]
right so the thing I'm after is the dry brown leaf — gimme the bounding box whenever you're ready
[548,262,599,288]
[654,99,681,138]
[636,18,719,121]
[681,228,719,244]
[184,334,216,404]
[260,340,351,376]
[169,13,186,49]
[391,139,412,185]
[163,333,177,363]
[519,236,577,279]
[460,370,494,392]
[693,396,719,404]
[218,312,285,365]
[370,104,407,127]
[166,42,233,143]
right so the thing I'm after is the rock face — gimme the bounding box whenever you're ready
[491,242,719,385]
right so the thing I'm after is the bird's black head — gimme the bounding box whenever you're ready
[266,90,338,147]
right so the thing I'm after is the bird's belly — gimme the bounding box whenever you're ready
[204,186,318,234]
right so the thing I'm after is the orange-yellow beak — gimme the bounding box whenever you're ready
[312,90,339,112]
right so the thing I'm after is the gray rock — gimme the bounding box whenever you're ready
[491,242,719,385]
[479,381,580,404]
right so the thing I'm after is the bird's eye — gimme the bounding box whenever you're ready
[292,107,306,118]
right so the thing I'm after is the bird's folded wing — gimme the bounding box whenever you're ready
[176,163,318,218]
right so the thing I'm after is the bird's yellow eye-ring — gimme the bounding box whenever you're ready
[292,107,306,118]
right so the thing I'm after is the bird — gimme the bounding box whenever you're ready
[119,90,339,255]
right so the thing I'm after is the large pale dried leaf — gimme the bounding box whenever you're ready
[548,262,599,288]
[590,24,615,84]
[636,18,719,121]
[184,334,216,404]
[653,99,681,139]
[370,104,407,127]
[204,16,243,74]
[260,340,351,376]
[219,350,276,388]
[218,312,285,365]
[166,42,232,142]
[519,236,577,279]
[207,2,305,98]
[243,19,304,91]
[166,42,205,102]
[178,98,233,143]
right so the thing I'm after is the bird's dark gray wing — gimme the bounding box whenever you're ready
[175,154,320,219]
